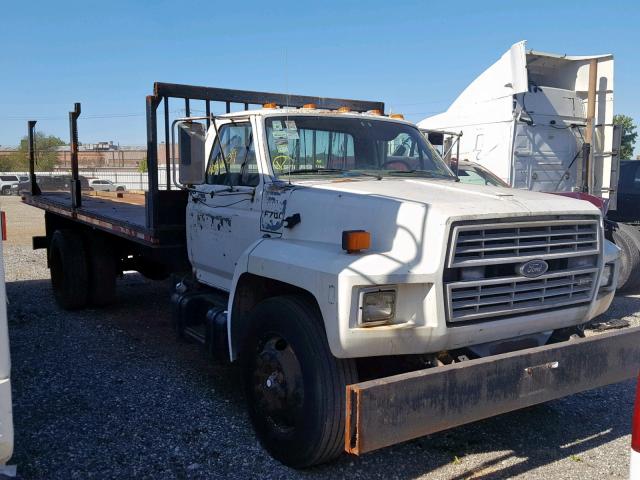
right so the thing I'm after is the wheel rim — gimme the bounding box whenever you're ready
[251,334,304,433]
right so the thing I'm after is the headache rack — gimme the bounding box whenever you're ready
[22,82,384,248]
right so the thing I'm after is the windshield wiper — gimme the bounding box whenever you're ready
[385,170,454,179]
[287,168,346,174]
[287,168,382,180]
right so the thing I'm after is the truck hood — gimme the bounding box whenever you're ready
[279,177,600,272]
[292,177,600,218]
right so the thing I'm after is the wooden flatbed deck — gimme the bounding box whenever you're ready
[22,191,183,246]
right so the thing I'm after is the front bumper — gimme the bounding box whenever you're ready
[346,326,640,455]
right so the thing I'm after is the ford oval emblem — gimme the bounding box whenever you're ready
[518,259,549,278]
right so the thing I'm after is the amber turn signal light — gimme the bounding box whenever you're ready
[342,230,371,254]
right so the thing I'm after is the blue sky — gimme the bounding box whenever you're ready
[1,0,639,154]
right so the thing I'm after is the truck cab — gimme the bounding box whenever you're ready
[179,105,619,359]
[173,106,621,466]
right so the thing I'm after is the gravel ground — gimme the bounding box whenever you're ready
[1,196,639,479]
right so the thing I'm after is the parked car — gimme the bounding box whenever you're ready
[17,175,90,194]
[0,175,20,196]
[88,179,126,192]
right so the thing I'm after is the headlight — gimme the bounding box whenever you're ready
[359,287,396,326]
[599,264,613,289]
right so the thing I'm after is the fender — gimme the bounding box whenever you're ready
[227,238,348,361]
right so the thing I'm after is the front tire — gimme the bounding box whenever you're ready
[242,295,357,468]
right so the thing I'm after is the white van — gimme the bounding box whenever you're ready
[0,212,13,466]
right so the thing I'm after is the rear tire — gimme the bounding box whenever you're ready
[242,295,357,468]
[613,223,640,293]
[86,234,118,306]
[49,230,90,310]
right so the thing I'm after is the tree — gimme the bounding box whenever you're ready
[1,133,65,171]
[138,156,148,173]
[613,114,638,160]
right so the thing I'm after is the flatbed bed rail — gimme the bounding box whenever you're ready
[346,326,640,455]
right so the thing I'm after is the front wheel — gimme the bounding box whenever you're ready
[242,295,357,468]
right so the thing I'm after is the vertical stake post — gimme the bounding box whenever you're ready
[27,120,40,195]
[69,103,82,208]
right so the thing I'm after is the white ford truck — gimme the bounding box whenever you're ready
[21,83,640,468]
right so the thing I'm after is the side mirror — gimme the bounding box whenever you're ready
[178,122,206,185]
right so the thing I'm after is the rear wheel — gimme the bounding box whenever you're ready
[85,234,118,306]
[242,295,357,468]
[49,230,90,310]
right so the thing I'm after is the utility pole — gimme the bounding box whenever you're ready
[583,58,598,193]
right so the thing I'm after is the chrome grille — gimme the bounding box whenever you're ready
[447,269,598,323]
[450,220,599,267]
[445,217,601,324]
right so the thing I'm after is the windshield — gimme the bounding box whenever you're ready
[265,115,455,179]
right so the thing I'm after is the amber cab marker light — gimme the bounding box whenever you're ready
[337,106,351,113]
[389,113,405,119]
[302,103,317,109]
[342,230,371,254]
[263,102,277,109]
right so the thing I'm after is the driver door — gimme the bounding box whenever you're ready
[187,119,263,291]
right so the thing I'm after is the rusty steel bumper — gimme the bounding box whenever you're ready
[345,326,640,455]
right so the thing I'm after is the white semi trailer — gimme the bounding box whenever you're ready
[419,41,640,292]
